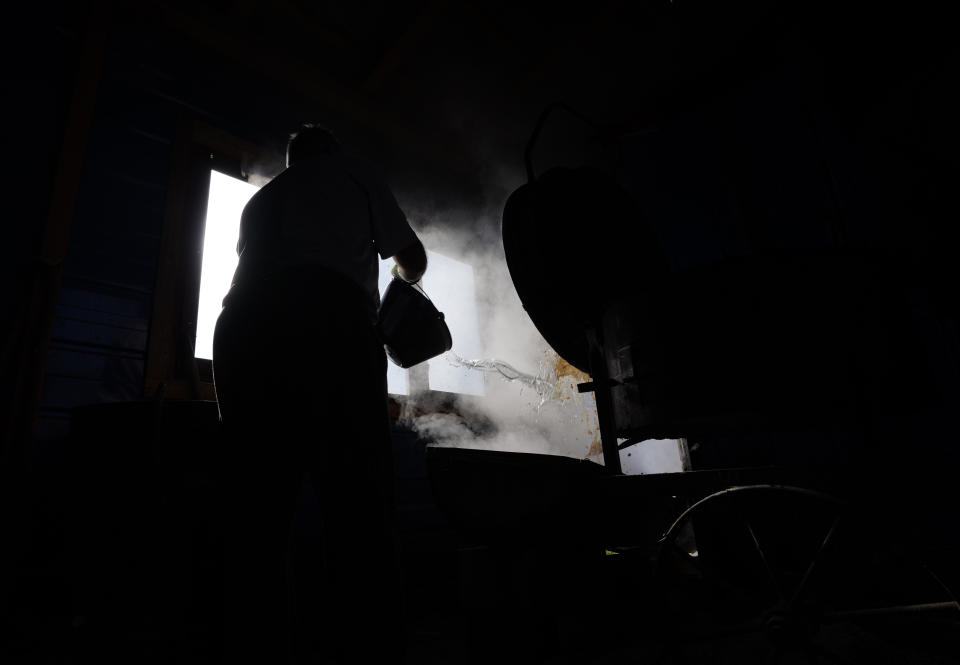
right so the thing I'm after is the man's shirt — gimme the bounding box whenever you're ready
[230,153,418,321]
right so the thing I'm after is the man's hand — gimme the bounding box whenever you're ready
[393,239,427,283]
[391,262,419,284]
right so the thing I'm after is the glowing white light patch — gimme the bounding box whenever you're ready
[195,170,258,361]
[422,252,484,395]
[619,438,685,475]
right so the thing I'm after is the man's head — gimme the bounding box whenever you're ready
[286,123,341,167]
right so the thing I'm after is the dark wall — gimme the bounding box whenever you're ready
[611,6,959,273]
[4,5,85,448]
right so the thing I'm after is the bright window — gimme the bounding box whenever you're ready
[194,170,257,361]
[423,252,483,395]
[195,170,479,397]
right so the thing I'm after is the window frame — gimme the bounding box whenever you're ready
[144,117,281,401]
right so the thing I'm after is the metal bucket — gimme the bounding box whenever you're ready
[377,277,452,368]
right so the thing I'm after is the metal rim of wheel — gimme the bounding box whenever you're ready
[652,484,960,664]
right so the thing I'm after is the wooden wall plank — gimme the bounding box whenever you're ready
[4,2,109,461]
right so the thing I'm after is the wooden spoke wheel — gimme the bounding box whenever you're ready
[652,485,959,664]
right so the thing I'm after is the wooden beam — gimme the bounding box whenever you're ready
[191,120,284,173]
[142,119,281,401]
[270,0,365,62]
[142,116,202,401]
[152,2,471,177]
[363,2,442,93]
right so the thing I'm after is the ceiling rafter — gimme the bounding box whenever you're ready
[151,1,471,176]
[363,0,445,93]
[270,0,367,63]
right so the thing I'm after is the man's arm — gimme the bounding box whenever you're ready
[394,239,427,283]
[356,156,425,281]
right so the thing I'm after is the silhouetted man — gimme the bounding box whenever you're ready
[212,123,426,664]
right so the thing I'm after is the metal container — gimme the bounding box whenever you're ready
[425,445,610,537]
[377,276,452,368]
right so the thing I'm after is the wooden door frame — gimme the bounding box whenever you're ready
[143,117,281,401]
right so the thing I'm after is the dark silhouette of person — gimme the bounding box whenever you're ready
[212,123,426,664]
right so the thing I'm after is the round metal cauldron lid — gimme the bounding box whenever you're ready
[501,166,668,373]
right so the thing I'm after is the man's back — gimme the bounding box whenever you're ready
[230,152,416,320]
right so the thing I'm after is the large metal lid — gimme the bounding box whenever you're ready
[501,166,668,372]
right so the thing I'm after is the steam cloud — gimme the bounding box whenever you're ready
[408,211,604,460]
[396,201,685,474]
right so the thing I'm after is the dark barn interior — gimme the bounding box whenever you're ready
[4,1,960,663]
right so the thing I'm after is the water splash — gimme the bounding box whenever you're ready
[445,352,556,405]
[438,350,603,459]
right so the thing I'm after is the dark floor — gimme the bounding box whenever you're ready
[6,476,959,665]
[4,411,960,664]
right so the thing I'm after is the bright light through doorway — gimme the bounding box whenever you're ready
[195,170,481,397]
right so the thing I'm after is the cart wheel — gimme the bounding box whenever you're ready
[652,484,959,664]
